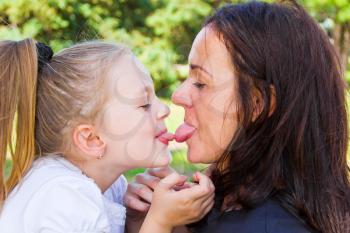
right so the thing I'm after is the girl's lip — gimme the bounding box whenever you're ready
[155,129,168,138]
[156,130,175,145]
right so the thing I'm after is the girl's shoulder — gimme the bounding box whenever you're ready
[23,175,110,232]
[0,155,111,233]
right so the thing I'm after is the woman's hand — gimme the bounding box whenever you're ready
[140,172,215,233]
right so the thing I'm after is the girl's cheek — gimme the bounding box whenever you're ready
[101,103,145,139]
[125,116,156,162]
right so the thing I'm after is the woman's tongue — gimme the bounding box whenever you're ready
[175,123,196,143]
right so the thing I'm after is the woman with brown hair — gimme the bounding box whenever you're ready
[125,1,350,232]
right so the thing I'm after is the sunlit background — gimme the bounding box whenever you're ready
[1,0,350,179]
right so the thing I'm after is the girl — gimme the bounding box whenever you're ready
[0,39,215,233]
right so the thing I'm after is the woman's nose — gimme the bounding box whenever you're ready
[171,81,192,107]
[157,102,170,120]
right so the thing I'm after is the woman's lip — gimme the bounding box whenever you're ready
[174,122,196,142]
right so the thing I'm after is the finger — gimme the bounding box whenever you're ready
[187,197,215,223]
[134,173,161,190]
[194,172,215,192]
[199,199,215,219]
[147,166,175,178]
[200,193,215,209]
[180,173,214,199]
[128,183,153,203]
[191,190,214,209]
[173,181,195,191]
[158,172,187,190]
[190,194,215,222]
[124,194,150,212]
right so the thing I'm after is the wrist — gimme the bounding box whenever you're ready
[144,210,173,232]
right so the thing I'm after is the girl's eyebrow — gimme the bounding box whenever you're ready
[144,85,154,101]
[133,85,153,101]
[190,63,213,78]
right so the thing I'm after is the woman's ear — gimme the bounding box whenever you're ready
[252,88,264,122]
[252,85,276,121]
[268,85,276,117]
[72,124,106,159]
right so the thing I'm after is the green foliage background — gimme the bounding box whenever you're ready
[1,0,350,178]
[1,0,349,98]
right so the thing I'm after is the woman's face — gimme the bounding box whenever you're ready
[98,53,172,169]
[172,27,239,164]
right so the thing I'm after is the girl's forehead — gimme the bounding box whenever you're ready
[107,53,154,98]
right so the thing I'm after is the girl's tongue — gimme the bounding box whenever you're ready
[174,123,196,142]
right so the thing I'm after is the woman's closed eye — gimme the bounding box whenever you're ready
[193,82,206,89]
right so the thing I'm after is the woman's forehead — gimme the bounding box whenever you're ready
[189,27,234,81]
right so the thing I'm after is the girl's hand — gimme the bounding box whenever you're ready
[124,166,176,213]
[124,165,215,213]
[145,172,215,230]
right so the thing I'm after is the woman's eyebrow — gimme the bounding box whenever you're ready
[189,63,213,78]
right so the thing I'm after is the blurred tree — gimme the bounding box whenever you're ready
[0,0,349,96]
[0,0,214,97]
[300,0,350,81]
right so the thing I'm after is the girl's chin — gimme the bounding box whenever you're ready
[150,150,172,167]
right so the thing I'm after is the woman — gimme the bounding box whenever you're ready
[125,1,350,233]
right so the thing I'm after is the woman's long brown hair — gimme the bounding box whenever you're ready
[196,1,350,232]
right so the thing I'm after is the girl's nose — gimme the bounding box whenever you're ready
[157,102,170,120]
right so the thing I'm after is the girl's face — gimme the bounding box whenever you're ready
[98,53,172,169]
[172,27,239,164]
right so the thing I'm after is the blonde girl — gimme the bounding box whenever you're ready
[0,39,214,233]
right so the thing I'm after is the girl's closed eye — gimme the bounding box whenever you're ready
[193,81,206,89]
[140,103,151,110]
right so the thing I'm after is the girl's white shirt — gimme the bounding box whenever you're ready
[0,154,127,233]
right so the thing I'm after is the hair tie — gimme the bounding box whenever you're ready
[36,42,53,73]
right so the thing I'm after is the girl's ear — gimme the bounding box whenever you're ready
[72,124,106,159]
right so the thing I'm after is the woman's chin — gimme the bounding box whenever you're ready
[187,148,202,164]
[187,146,214,164]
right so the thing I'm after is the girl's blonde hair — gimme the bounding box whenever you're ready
[0,39,129,206]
